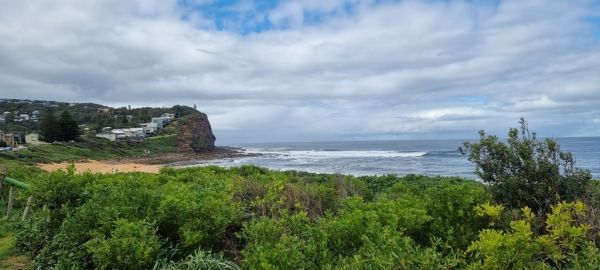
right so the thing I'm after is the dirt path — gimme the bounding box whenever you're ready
[38,160,162,174]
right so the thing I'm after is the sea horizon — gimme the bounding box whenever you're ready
[203,137,600,179]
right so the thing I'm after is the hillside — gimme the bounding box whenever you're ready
[0,99,220,165]
[0,98,197,133]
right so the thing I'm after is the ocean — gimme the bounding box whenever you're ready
[196,137,600,179]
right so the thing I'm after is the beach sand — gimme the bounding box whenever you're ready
[38,160,162,174]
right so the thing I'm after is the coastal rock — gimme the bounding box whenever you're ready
[177,111,216,152]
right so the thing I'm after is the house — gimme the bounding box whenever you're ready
[0,116,5,123]
[96,128,146,142]
[19,114,29,121]
[162,113,175,120]
[140,122,159,135]
[96,132,117,142]
[25,133,45,145]
[120,128,146,141]
[151,117,172,129]
[0,132,26,147]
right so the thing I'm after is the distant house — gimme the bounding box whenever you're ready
[96,132,117,142]
[162,113,175,120]
[0,116,5,123]
[151,117,172,129]
[140,122,159,135]
[19,114,29,121]
[0,132,26,147]
[26,133,45,145]
[96,128,146,142]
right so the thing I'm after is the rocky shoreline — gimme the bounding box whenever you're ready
[108,146,259,165]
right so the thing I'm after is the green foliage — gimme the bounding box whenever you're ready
[155,249,240,270]
[0,140,7,147]
[57,110,81,141]
[461,118,591,213]
[468,201,595,269]
[385,175,491,248]
[39,109,81,142]
[39,108,58,142]
[85,219,161,270]
[10,165,599,269]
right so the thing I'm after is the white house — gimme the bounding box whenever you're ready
[151,117,171,129]
[25,133,46,145]
[162,113,175,120]
[19,114,29,121]
[96,132,117,142]
[121,128,146,139]
[140,122,159,135]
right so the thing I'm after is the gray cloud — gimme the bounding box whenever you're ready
[0,0,599,143]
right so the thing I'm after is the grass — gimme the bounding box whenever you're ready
[0,233,15,261]
[0,223,29,270]
[0,134,179,166]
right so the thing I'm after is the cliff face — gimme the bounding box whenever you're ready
[177,111,216,152]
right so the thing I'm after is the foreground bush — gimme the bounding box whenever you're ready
[468,201,595,269]
[11,164,599,269]
[14,166,494,269]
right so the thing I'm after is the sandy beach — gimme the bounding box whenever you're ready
[38,160,162,174]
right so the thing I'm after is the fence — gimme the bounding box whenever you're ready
[0,165,33,221]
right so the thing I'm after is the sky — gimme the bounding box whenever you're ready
[0,0,599,144]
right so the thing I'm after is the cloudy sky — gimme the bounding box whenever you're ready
[0,0,599,144]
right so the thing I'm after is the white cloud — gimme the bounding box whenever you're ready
[0,0,599,143]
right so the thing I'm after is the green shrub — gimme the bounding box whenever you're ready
[468,201,594,269]
[461,118,591,213]
[385,176,490,248]
[85,219,161,270]
[155,249,240,270]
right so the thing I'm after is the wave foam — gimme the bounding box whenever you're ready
[244,149,427,159]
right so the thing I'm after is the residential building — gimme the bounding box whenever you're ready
[162,113,175,120]
[151,117,172,129]
[19,114,29,121]
[140,122,159,135]
[25,133,46,145]
[0,132,26,147]
[96,128,145,142]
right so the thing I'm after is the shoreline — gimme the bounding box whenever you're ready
[37,146,257,174]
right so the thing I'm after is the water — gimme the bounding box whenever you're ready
[191,138,600,179]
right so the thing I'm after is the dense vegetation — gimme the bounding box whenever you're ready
[1,165,598,269]
[39,109,81,142]
[0,119,598,269]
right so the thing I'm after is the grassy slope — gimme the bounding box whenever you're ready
[0,124,179,166]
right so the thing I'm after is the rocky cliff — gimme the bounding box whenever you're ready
[176,111,216,152]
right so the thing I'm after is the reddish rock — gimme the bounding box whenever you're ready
[177,112,216,152]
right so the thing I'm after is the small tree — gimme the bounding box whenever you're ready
[39,108,59,143]
[460,118,591,214]
[0,140,7,147]
[58,110,80,141]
